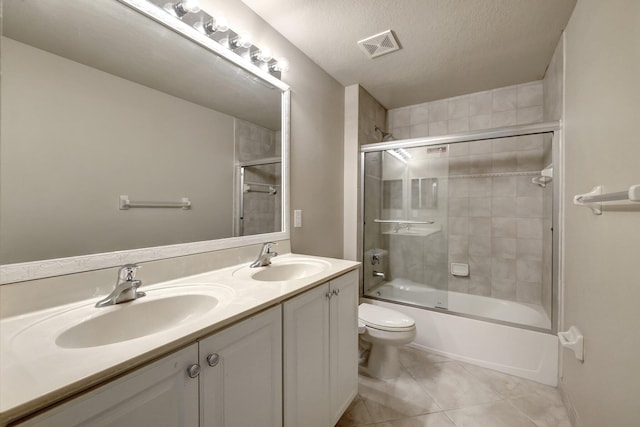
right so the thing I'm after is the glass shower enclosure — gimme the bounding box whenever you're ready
[361,127,557,331]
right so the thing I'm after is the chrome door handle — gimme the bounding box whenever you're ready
[187,364,201,378]
[206,353,220,367]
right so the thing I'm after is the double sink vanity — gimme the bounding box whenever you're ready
[0,248,360,426]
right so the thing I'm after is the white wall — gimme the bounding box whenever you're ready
[561,1,640,425]
[199,0,346,259]
[1,37,234,263]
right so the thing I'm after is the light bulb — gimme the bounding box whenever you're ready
[202,16,229,34]
[232,33,252,49]
[271,57,289,73]
[173,0,200,17]
[254,47,273,63]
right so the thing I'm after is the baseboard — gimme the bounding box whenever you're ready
[558,379,580,427]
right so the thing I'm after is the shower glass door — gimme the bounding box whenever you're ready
[362,146,450,310]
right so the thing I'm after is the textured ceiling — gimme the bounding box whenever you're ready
[241,0,576,109]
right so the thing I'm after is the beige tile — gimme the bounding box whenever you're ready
[459,362,552,398]
[492,197,517,217]
[448,118,469,133]
[492,278,516,300]
[373,412,456,427]
[448,217,468,236]
[411,124,430,138]
[469,275,492,296]
[516,176,543,198]
[517,281,542,304]
[492,86,517,112]
[492,110,517,127]
[468,177,492,197]
[449,157,470,176]
[390,108,411,128]
[469,114,492,130]
[517,218,543,239]
[469,91,493,116]
[360,371,442,423]
[399,347,452,369]
[517,82,543,108]
[492,258,516,280]
[448,275,470,293]
[430,100,449,122]
[517,258,542,282]
[429,121,448,136]
[468,154,492,174]
[492,152,518,173]
[469,198,492,217]
[492,177,517,197]
[469,217,491,236]
[516,238,542,259]
[448,142,469,157]
[407,362,501,410]
[449,198,469,217]
[469,140,493,154]
[448,178,469,198]
[469,255,492,277]
[508,389,571,427]
[336,394,374,427]
[411,104,430,125]
[517,106,544,125]
[517,149,544,172]
[492,238,516,259]
[492,217,517,238]
[449,235,469,256]
[393,126,412,140]
[469,234,491,257]
[516,197,543,218]
[449,96,469,119]
[445,400,538,427]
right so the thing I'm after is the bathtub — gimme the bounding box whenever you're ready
[363,280,558,386]
[367,279,551,329]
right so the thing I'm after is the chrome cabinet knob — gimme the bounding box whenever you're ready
[187,364,201,378]
[206,353,220,367]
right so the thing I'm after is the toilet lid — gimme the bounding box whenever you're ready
[359,303,415,332]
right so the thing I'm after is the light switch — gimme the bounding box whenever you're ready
[293,209,302,228]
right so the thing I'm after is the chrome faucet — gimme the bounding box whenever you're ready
[250,242,278,268]
[95,264,146,307]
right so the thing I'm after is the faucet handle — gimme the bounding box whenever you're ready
[118,263,141,281]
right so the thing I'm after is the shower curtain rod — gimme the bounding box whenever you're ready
[360,122,560,152]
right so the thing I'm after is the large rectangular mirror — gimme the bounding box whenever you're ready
[0,0,290,282]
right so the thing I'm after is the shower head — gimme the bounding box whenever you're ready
[374,126,394,142]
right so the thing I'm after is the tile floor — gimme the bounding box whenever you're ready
[337,347,570,427]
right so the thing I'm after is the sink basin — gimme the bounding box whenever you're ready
[12,284,235,349]
[233,258,330,282]
[57,294,218,348]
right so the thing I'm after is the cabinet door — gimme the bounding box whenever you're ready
[199,305,282,427]
[283,283,331,427]
[18,344,199,427]
[330,270,359,425]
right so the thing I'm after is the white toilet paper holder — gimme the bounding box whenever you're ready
[558,326,584,361]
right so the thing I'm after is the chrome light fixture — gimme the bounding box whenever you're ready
[202,15,229,34]
[171,0,200,17]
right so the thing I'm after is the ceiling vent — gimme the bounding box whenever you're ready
[358,30,401,59]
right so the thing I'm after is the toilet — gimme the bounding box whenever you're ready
[358,303,416,379]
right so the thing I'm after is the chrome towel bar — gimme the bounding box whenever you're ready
[119,195,191,210]
[573,184,640,215]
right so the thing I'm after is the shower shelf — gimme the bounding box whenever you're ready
[374,219,435,225]
[573,184,640,215]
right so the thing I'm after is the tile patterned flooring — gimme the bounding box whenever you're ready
[337,347,570,427]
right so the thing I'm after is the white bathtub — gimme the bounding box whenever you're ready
[367,279,551,329]
[363,281,558,386]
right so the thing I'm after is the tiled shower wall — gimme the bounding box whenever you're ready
[235,119,281,236]
[384,81,550,306]
[446,135,548,304]
[388,81,544,139]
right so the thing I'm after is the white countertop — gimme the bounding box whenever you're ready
[0,253,359,425]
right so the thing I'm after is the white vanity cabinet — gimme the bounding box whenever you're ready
[17,344,200,426]
[198,305,282,427]
[283,270,359,427]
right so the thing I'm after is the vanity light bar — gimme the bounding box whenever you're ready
[161,0,288,78]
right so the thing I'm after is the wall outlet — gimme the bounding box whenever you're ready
[293,209,302,228]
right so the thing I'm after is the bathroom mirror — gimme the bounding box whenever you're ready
[0,0,290,282]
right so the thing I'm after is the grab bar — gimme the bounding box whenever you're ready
[573,184,640,215]
[119,195,191,210]
[374,219,435,224]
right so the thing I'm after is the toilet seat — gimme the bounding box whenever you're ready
[359,303,415,332]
